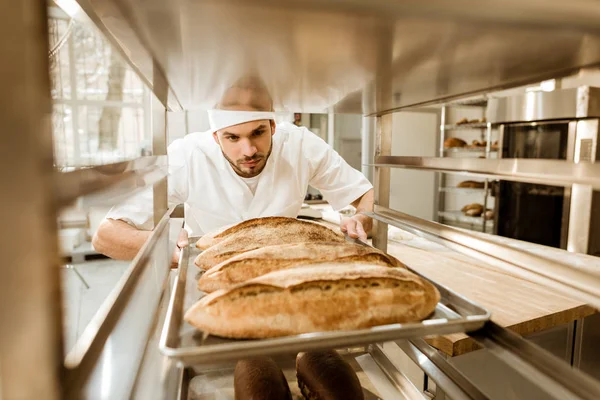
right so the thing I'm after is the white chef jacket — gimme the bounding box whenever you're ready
[106,122,372,236]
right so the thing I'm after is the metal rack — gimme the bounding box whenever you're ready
[5,1,600,399]
[437,100,497,235]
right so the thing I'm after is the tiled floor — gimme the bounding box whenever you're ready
[61,258,129,352]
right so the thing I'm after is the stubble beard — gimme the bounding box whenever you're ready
[221,140,273,178]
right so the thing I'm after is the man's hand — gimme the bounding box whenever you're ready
[340,214,372,242]
[171,228,189,267]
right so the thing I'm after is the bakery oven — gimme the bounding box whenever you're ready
[488,87,600,255]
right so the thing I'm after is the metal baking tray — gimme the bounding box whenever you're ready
[159,237,491,366]
[180,345,423,400]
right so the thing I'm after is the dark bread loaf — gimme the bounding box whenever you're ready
[296,350,364,400]
[234,357,292,400]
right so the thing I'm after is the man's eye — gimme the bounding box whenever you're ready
[253,130,264,137]
[227,136,239,142]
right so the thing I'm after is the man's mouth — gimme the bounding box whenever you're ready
[240,158,260,167]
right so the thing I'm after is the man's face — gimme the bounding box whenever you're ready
[213,119,275,178]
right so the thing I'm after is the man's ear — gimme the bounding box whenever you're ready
[212,131,219,144]
[270,120,276,136]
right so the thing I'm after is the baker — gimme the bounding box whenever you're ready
[93,77,374,262]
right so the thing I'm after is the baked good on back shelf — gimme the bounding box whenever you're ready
[444,137,467,148]
[457,180,485,189]
[184,264,441,339]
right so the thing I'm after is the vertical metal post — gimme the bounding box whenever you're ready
[482,122,493,233]
[373,114,392,252]
[437,106,447,223]
[152,93,168,226]
[0,2,63,399]
[566,119,597,253]
[361,116,376,183]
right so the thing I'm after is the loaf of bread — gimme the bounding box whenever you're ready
[194,218,345,270]
[234,357,292,400]
[198,242,406,293]
[457,180,485,189]
[461,203,484,216]
[296,351,364,400]
[196,217,301,250]
[444,137,467,148]
[465,208,483,217]
[461,203,483,213]
[184,264,441,339]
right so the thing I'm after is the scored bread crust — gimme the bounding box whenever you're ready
[194,218,345,270]
[195,216,324,250]
[184,264,441,339]
[198,242,406,293]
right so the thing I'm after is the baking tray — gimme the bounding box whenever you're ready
[159,237,491,366]
[181,345,421,400]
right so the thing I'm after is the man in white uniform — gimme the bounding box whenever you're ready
[93,77,374,262]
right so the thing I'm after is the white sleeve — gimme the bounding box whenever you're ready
[104,139,190,230]
[303,128,373,211]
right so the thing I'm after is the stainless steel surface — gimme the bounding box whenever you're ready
[568,184,594,253]
[366,206,600,309]
[152,93,168,227]
[361,116,376,183]
[175,347,412,400]
[561,121,579,249]
[396,340,487,400]
[373,114,392,252]
[0,2,63,398]
[131,269,182,400]
[75,0,600,114]
[64,209,172,397]
[56,155,168,209]
[470,321,600,400]
[372,156,600,189]
[575,313,600,379]
[368,344,428,400]
[159,238,490,366]
[487,86,600,123]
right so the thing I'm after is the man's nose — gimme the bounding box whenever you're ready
[241,138,257,157]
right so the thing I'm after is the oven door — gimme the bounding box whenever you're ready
[495,121,576,249]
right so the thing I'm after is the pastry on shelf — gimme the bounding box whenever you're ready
[490,140,499,151]
[461,203,484,217]
[444,137,467,148]
[468,118,481,124]
[484,210,494,220]
[455,117,470,125]
[457,180,485,189]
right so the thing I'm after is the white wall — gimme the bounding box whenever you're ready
[389,112,438,221]
[334,113,363,171]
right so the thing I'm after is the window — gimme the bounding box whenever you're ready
[49,9,151,170]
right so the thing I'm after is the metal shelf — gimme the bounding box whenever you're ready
[444,147,498,153]
[439,187,487,194]
[373,156,600,189]
[366,205,600,310]
[55,155,168,209]
[439,210,494,225]
[443,123,489,130]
